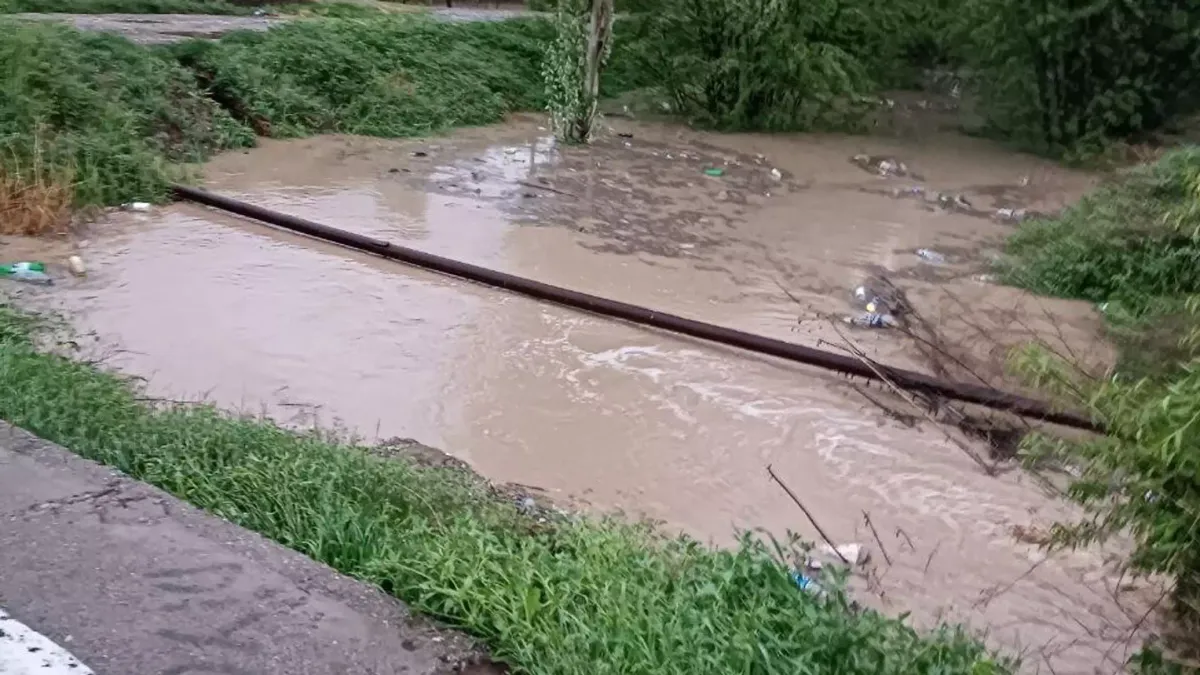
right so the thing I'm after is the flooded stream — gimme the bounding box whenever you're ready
[6,114,1162,672]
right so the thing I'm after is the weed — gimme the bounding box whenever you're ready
[0,134,74,236]
[0,304,1009,674]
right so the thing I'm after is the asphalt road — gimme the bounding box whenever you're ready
[0,422,499,675]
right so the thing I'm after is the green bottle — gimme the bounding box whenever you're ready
[0,262,46,275]
[0,261,52,285]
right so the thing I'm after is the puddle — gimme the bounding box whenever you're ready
[8,114,1157,673]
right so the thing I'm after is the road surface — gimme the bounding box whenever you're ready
[0,422,498,675]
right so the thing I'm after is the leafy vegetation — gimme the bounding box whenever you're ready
[956,0,1200,155]
[626,0,874,132]
[1003,148,1200,668]
[542,0,613,143]
[0,304,1009,675]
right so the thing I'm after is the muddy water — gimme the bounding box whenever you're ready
[11,115,1160,672]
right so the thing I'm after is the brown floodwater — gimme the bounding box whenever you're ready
[6,114,1164,672]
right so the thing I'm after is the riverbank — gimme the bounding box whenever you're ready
[0,303,1008,674]
[999,148,1200,667]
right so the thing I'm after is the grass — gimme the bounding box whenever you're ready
[172,15,555,138]
[0,0,256,13]
[1000,146,1200,377]
[0,136,74,235]
[0,304,1009,675]
[0,14,642,211]
[0,18,254,206]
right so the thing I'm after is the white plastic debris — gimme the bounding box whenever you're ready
[67,255,86,277]
[124,202,151,212]
[769,168,783,181]
[916,248,945,264]
[817,543,870,566]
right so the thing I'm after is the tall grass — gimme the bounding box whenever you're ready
[0,19,253,206]
[0,15,645,210]
[172,16,556,138]
[0,305,1009,675]
[0,134,74,236]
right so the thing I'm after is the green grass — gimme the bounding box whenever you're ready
[0,304,1009,674]
[1000,146,1200,376]
[0,18,254,205]
[0,14,648,209]
[0,0,254,13]
[173,15,555,138]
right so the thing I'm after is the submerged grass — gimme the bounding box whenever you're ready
[0,304,1008,674]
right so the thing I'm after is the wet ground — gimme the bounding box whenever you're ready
[2,114,1164,673]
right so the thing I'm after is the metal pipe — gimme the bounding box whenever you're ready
[172,184,1102,432]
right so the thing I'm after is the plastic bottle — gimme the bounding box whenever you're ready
[843,312,897,328]
[0,261,52,285]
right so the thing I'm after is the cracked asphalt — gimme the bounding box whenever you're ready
[0,422,501,675]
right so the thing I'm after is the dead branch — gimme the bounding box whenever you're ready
[766,464,850,565]
[862,511,893,566]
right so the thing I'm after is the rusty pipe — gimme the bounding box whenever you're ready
[172,184,1102,433]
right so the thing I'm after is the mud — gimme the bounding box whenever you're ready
[3,115,1161,673]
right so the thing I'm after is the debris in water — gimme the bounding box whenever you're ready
[124,202,151,212]
[411,151,428,158]
[994,207,1028,222]
[971,273,996,284]
[703,167,725,177]
[843,312,897,328]
[890,185,925,199]
[715,190,730,202]
[617,132,633,138]
[936,192,973,211]
[790,570,823,595]
[0,261,52,286]
[916,248,945,264]
[67,255,86,277]
[851,154,915,179]
[818,543,870,566]
[769,168,783,181]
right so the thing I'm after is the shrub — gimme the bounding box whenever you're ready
[957,0,1200,154]
[628,0,874,132]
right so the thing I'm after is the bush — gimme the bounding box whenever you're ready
[957,0,1200,155]
[628,0,874,132]
[0,19,252,207]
